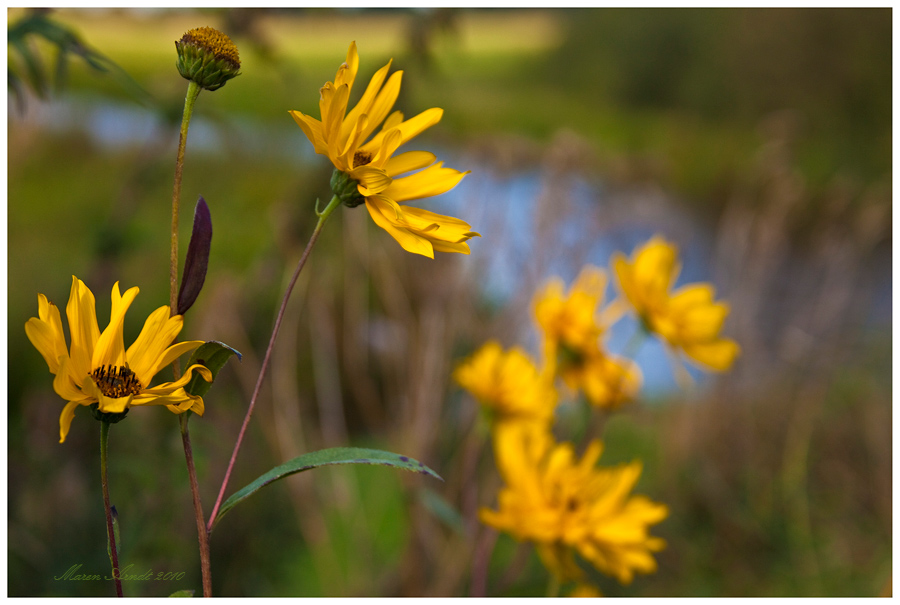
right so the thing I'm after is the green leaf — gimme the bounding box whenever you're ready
[183,341,241,399]
[211,447,442,530]
[419,487,466,535]
[168,589,195,597]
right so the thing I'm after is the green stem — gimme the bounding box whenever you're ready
[170,80,208,594]
[546,573,561,598]
[179,414,213,597]
[206,195,342,532]
[100,421,124,597]
[170,79,202,346]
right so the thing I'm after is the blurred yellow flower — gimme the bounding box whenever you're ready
[559,352,642,411]
[480,424,667,585]
[568,583,603,597]
[289,41,479,258]
[534,266,641,408]
[454,341,556,426]
[534,265,610,354]
[612,236,740,371]
[25,277,213,443]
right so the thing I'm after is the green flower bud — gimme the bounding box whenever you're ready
[330,168,367,208]
[175,26,241,91]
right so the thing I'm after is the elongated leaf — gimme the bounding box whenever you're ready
[168,589,195,597]
[419,487,466,535]
[183,341,241,398]
[212,447,442,530]
[177,197,212,316]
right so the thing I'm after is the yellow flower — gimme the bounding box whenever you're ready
[568,583,603,597]
[480,424,668,585]
[534,266,641,408]
[289,42,479,258]
[534,265,610,354]
[454,341,556,426]
[559,352,642,411]
[25,277,213,443]
[612,236,740,371]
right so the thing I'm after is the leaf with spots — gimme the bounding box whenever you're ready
[211,447,441,530]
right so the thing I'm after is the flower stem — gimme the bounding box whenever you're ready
[100,421,124,597]
[169,79,209,595]
[179,414,213,597]
[206,194,342,532]
[170,79,202,362]
[546,573,561,598]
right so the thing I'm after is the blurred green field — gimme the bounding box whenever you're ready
[8,7,891,597]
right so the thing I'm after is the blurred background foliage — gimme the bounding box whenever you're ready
[8,7,891,597]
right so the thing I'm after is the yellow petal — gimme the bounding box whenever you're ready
[342,59,394,144]
[65,276,100,380]
[26,294,69,374]
[334,41,359,90]
[136,389,204,415]
[353,165,393,195]
[83,375,132,414]
[289,110,328,155]
[25,294,69,374]
[681,339,740,371]
[141,363,213,397]
[400,206,480,243]
[143,343,207,387]
[393,107,443,146]
[58,400,85,443]
[383,162,468,202]
[364,197,434,258]
[53,356,87,402]
[126,306,183,386]
[359,70,402,142]
[384,151,437,177]
[92,282,139,370]
[321,82,350,155]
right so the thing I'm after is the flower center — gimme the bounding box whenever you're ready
[179,26,241,68]
[90,364,142,398]
[353,150,373,168]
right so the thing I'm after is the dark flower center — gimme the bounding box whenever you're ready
[353,150,373,168]
[90,364,142,398]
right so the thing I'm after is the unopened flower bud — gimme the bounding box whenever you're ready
[330,168,367,208]
[175,26,241,91]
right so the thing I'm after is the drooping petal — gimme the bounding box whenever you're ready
[401,206,481,243]
[25,294,69,374]
[134,389,203,414]
[365,197,435,258]
[59,400,86,444]
[142,341,206,386]
[141,363,213,397]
